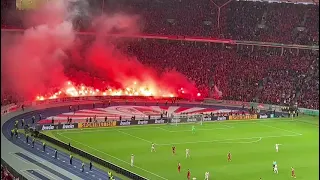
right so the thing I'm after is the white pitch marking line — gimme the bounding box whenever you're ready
[218,137,262,144]
[157,125,233,133]
[157,134,302,146]
[156,127,171,132]
[218,123,234,129]
[57,133,167,180]
[164,127,230,133]
[59,126,162,134]
[255,122,303,135]
[116,130,152,143]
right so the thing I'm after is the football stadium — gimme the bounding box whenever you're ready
[1,0,319,180]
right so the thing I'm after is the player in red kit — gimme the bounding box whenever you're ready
[187,169,190,180]
[227,152,232,162]
[172,146,176,155]
[178,162,181,173]
[291,167,296,178]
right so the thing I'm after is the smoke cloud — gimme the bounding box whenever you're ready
[1,0,197,100]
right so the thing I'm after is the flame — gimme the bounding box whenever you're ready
[34,80,186,101]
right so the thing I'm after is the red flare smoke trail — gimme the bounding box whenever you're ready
[1,0,198,101]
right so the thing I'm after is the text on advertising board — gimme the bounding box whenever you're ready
[62,124,75,129]
[78,121,116,128]
[259,114,268,119]
[228,114,257,120]
[42,125,55,131]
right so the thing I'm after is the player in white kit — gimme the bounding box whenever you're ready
[151,143,156,152]
[186,149,190,158]
[275,144,281,152]
[274,164,278,174]
[205,172,209,180]
[130,154,134,167]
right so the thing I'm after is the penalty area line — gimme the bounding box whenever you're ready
[157,134,302,146]
[218,137,262,144]
[255,122,303,136]
[56,133,168,180]
[117,130,153,143]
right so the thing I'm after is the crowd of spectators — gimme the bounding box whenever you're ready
[120,40,319,109]
[1,0,319,45]
[61,36,319,109]
[1,0,319,109]
[1,165,18,180]
[1,36,318,109]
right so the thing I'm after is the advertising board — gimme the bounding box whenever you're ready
[38,123,79,131]
[117,118,168,126]
[258,114,268,119]
[210,116,228,121]
[78,121,116,128]
[228,114,257,120]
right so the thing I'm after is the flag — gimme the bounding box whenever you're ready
[213,85,222,99]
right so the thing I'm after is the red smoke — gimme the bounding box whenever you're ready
[1,0,198,100]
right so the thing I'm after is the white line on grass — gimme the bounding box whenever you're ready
[255,122,303,135]
[60,126,163,134]
[60,121,237,135]
[56,133,168,180]
[156,127,172,132]
[218,137,262,144]
[157,134,302,146]
[156,124,233,133]
[218,123,234,129]
[116,130,152,143]
[161,127,231,133]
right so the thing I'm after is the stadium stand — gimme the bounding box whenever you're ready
[1,0,319,109]
[1,0,319,45]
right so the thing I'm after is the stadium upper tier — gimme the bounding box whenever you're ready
[1,0,319,46]
[1,37,319,109]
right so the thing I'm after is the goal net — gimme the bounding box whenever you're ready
[169,113,205,126]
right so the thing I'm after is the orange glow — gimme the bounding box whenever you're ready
[35,80,180,101]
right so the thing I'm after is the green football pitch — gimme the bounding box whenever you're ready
[44,115,318,180]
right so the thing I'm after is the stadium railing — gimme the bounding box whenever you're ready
[38,132,148,180]
[1,158,28,180]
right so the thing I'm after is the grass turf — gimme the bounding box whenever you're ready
[43,115,319,180]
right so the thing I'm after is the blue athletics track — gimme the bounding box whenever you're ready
[2,100,244,180]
